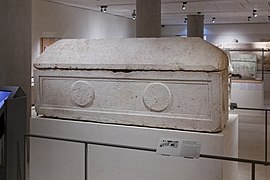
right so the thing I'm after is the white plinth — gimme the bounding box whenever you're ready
[29,114,238,180]
[231,80,264,108]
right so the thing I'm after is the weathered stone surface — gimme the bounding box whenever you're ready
[34,38,229,132]
[34,38,228,72]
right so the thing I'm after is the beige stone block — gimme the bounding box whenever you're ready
[34,38,228,132]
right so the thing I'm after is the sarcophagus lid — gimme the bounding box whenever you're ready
[34,38,229,132]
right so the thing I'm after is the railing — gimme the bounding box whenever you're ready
[230,103,269,165]
[24,104,270,180]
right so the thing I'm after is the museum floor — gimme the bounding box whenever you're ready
[237,112,270,180]
[31,107,270,180]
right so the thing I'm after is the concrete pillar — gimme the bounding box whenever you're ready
[0,1,31,120]
[187,15,204,38]
[136,0,161,38]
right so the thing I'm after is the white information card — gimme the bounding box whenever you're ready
[156,138,201,159]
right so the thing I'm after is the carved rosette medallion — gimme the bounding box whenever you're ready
[143,83,172,112]
[70,81,95,107]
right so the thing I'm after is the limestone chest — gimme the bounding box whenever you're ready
[34,38,229,132]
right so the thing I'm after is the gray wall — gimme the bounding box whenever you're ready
[0,1,31,119]
[32,0,136,65]
[162,23,270,45]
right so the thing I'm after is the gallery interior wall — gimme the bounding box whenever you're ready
[32,0,136,64]
[0,0,31,120]
[161,23,270,45]
[33,0,270,63]
[32,0,270,93]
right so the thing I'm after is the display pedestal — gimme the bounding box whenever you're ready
[231,80,264,108]
[29,114,238,180]
[231,80,264,124]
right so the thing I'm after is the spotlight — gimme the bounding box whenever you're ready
[132,10,136,20]
[268,16,270,21]
[184,17,187,23]
[101,6,107,13]
[212,17,216,23]
[248,16,251,21]
[253,9,257,17]
[197,12,201,15]
[182,2,187,10]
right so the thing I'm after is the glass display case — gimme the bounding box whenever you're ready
[230,53,257,80]
[0,86,26,180]
[0,91,11,109]
[219,42,270,81]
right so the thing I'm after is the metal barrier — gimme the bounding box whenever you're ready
[230,103,269,165]
[25,118,270,180]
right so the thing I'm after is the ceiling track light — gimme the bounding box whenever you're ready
[182,2,187,10]
[100,6,108,13]
[248,16,251,21]
[212,17,216,23]
[131,10,136,20]
[252,9,257,17]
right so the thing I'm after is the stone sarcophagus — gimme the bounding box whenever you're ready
[230,53,257,79]
[34,38,228,132]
